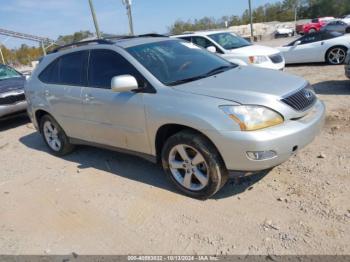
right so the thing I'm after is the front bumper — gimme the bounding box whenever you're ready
[0,101,27,118]
[206,100,326,171]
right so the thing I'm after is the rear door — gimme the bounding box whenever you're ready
[38,50,89,140]
[81,49,150,153]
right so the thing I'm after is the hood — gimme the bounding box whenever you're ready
[173,66,307,105]
[0,77,25,94]
[228,45,280,56]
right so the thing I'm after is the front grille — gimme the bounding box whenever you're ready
[0,94,26,105]
[281,87,316,111]
[269,53,284,64]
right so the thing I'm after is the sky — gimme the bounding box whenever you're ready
[0,0,280,48]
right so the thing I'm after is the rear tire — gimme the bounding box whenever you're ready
[39,114,74,156]
[326,47,347,65]
[161,130,228,199]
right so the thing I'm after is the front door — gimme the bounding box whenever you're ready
[81,49,150,154]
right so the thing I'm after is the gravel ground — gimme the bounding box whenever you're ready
[0,39,349,255]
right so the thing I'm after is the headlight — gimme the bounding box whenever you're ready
[220,105,284,131]
[248,55,268,64]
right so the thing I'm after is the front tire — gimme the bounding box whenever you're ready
[40,114,74,156]
[161,130,228,199]
[326,47,347,65]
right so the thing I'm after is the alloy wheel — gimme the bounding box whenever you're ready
[43,120,62,152]
[168,144,209,191]
[328,48,346,65]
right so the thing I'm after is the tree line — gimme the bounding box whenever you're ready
[169,0,350,34]
[2,0,350,65]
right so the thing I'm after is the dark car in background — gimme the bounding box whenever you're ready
[0,64,27,119]
[321,20,350,34]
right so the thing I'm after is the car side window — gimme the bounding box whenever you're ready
[190,36,223,54]
[300,34,321,44]
[39,59,60,84]
[179,37,192,42]
[39,51,87,86]
[59,51,88,86]
[88,49,147,89]
[191,36,214,49]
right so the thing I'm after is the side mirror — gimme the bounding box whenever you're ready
[111,75,138,92]
[206,46,217,53]
[293,40,301,46]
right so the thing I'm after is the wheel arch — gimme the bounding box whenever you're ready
[325,45,348,62]
[154,123,225,167]
[34,109,52,132]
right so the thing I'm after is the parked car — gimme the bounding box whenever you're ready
[321,20,350,34]
[172,31,285,70]
[278,31,350,65]
[275,27,295,38]
[345,50,350,79]
[296,17,334,34]
[25,37,325,199]
[341,14,350,24]
[0,64,27,119]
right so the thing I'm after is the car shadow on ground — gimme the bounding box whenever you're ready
[0,113,29,132]
[313,80,350,95]
[19,131,271,200]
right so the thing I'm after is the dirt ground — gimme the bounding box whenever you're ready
[0,38,349,255]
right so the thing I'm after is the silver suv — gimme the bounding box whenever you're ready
[25,37,325,199]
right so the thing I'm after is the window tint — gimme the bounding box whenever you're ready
[88,49,143,89]
[39,51,87,85]
[59,51,87,86]
[39,59,60,83]
[300,33,321,44]
[179,37,192,42]
[322,31,343,40]
[191,36,214,49]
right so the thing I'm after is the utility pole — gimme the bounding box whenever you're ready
[88,0,102,39]
[122,0,134,36]
[248,0,254,40]
[294,0,299,30]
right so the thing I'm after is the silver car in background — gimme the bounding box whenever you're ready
[25,37,325,199]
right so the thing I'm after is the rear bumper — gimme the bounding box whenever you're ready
[206,100,326,171]
[0,101,27,118]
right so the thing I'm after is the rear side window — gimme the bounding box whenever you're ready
[39,51,88,86]
[39,59,59,83]
[88,49,144,89]
[59,51,87,86]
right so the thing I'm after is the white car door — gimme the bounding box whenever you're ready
[81,49,151,154]
[281,34,324,64]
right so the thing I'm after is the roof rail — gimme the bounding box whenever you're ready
[50,39,113,53]
[138,33,169,37]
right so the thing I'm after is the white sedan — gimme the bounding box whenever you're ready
[278,31,350,65]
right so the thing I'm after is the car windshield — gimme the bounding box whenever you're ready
[208,32,252,50]
[0,65,21,80]
[126,39,236,86]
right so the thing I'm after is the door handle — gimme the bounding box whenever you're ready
[84,93,94,101]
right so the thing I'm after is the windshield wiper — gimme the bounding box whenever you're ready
[204,65,236,76]
[167,64,236,86]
